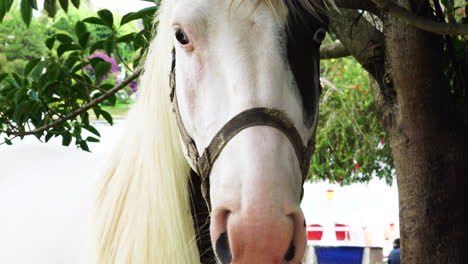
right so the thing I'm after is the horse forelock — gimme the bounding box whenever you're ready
[257,0,335,23]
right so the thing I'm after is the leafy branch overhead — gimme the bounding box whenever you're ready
[1,0,161,27]
[0,2,159,150]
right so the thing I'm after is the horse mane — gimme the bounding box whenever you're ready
[91,0,334,263]
[258,0,336,22]
[91,1,200,263]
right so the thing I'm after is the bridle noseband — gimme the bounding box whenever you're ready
[169,49,316,211]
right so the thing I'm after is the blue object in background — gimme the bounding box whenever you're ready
[315,246,364,264]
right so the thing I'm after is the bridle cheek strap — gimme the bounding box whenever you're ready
[169,50,316,211]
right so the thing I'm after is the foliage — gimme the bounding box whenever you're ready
[0,6,48,74]
[442,0,468,115]
[0,2,159,150]
[309,55,394,185]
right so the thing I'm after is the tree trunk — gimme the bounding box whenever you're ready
[330,1,468,262]
[383,1,468,262]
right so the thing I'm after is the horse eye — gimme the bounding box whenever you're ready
[313,28,326,44]
[175,29,190,45]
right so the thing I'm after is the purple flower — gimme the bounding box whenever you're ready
[85,52,120,84]
[129,81,138,93]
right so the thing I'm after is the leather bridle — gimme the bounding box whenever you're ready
[169,49,317,211]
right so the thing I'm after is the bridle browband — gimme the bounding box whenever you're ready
[169,49,316,211]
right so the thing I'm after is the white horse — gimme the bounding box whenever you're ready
[0,0,332,263]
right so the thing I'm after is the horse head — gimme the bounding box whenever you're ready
[95,1,328,263]
[170,0,327,263]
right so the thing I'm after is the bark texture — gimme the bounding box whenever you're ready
[384,1,468,262]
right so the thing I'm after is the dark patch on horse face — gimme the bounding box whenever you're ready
[216,232,232,264]
[285,2,328,128]
[285,240,296,261]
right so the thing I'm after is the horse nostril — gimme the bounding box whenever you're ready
[216,232,232,264]
[284,240,295,261]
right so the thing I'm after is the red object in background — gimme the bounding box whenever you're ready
[335,224,351,241]
[381,138,386,145]
[354,163,361,171]
[307,224,351,241]
[354,85,361,90]
[307,224,324,240]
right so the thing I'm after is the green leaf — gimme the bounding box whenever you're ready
[0,5,5,23]
[12,73,23,88]
[45,64,60,82]
[89,57,105,68]
[117,33,136,43]
[4,138,13,145]
[71,0,80,8]
[90,41,104,54]
[63,52,80,70]
[62,132,72,146]
[20,0,33,27]
[55,33,73,43]
[0,73,8,82]
[133,32,146,51]
[93,106,101,119]
[44,0,57,18]
[106,94,117,106]
[24,58,41,76]
[31,61,48,82]
[86,136,100,143]
[5,0,14,12]
[83,17,105,26]
[120,6,157,26]
[29,0,38,10]
[75,21,87,36]
[100,110,113,125]
[45,37,56,50]
[57,43,80,57]
[81,112,90,125]
[94,61,112,80]
[0,0,14,22]
[104,40,113,56]
[100,84,113,91]
[84,125,100,137]
[12,101,31,123]
[45,132,54,142]
[58,0,68,12]
[97,9,114,28]
[79,140,90,151]
[78,32,91,48]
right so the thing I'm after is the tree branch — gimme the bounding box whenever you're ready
[0,70,142,137]
[320,41,351,59]
[329,9,385,78]
[370,0,468,35]
[329,8,396,129]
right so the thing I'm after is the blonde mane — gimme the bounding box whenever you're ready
[91,0,333,263]
[92,1,200,263]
